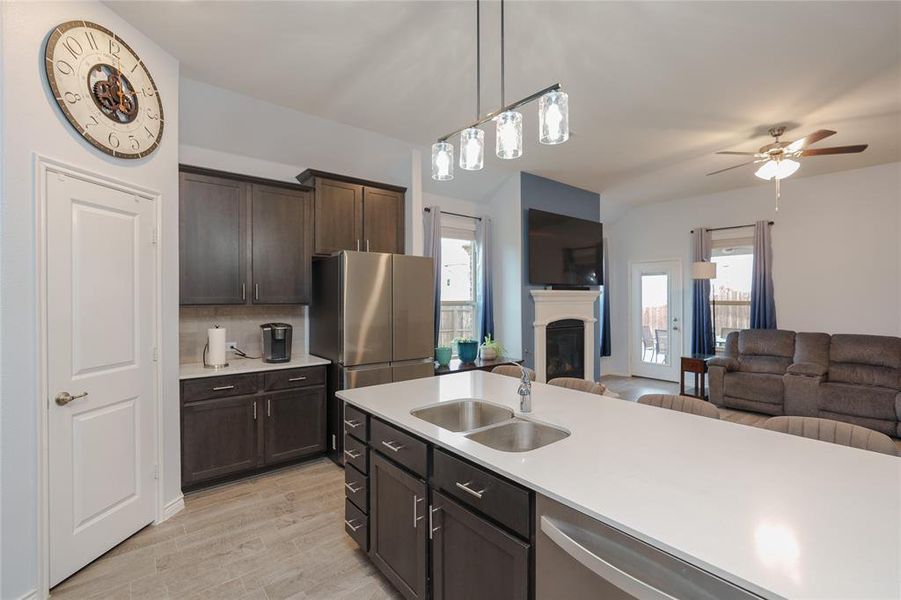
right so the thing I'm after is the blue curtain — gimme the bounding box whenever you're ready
[423,207,442,347]
[691,228,715,354]
[475,218,495,343]
[600,237,611,357]
[750,220,777,329]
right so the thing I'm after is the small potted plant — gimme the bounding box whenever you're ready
[479,334,505,361]
[454,337,479,363]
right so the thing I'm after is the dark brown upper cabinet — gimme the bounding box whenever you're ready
[179,171,248,304]
[296,169,406,256]
[179,165,313,305]
[251,184,313,304]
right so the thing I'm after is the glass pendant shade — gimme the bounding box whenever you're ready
[755,159,799,181]
[431,141,454,181]
[459,128,485,170]
[495,111,523,159]
[539,90,569,144]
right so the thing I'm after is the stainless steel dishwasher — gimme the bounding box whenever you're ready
[536,495,767,600]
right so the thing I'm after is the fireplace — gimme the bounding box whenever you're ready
[530,289,599,382]
[546,319,585,380]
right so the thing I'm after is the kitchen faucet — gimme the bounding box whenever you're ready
[515,363,532,413]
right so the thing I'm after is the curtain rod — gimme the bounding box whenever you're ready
[424,207,483,222]
[690,221,774,234]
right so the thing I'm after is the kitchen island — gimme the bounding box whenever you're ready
[338,370,900,600]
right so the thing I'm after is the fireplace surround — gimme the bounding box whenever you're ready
[530,289,600,383]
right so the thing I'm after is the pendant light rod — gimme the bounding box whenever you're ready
[437,82,560,142]
[500,0,505,107]
[476,0,481,119]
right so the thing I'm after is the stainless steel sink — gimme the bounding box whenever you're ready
[411,400,514,432]
[465,418,570,452]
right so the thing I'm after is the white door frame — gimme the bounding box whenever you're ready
[628,258,684,381]
[34,155,165,597]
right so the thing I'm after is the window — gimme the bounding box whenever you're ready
[438,220,477,349]
[710,235,753,350]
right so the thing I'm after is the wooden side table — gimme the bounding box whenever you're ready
[680,354,714,399]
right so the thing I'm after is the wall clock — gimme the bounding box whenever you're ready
[45,21,164,159]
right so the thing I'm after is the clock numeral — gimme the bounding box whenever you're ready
[108,132,121,149]
[144,126,154,139]
[128,135,140,151]
[63,36,83,60]
[56,60,75,75]
[140,87,155,98]
[84,30,99,51]
[131,61,141,74]
[85,115,100,130]
[108,38,121,58]
[64,91,82,104]
[145,108,159,120]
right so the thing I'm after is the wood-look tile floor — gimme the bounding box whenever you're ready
[51,459,402,600]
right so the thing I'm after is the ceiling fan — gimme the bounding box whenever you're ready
[707,126,868,180]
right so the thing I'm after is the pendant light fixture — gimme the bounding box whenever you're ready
[431,0,570,180]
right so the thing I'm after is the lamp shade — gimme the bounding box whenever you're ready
[692,261,717,280]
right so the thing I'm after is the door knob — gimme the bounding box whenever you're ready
[55,391,88,406]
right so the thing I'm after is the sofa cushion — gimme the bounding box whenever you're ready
[818,382,898,421]
[830,334,901,369]
[828,363,900,389]
[739,355,792,374]
[793,332,831,367]
[724,372,784,405]
[738,329,795,358]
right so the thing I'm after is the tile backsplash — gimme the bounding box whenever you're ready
[180,305,307,364]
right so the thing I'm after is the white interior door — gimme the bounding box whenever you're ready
[47,170,157,586]
[630,260,682,381]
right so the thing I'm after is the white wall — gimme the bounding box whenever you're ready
[0,3,180,598]
[603,162,901,375]
[487,174,523,358]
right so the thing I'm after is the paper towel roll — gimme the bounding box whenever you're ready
[207,326,227,367]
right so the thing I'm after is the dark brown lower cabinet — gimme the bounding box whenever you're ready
[181,396,260,486]
[431,490,530,600]
[369,452,428,600]
[263,387,326,465]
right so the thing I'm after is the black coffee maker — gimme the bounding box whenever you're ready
[260,323,292,363]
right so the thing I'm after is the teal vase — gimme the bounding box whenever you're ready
[457,341,478,363]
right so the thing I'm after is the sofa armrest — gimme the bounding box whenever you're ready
[786,362,827,378]
[708,356,738,371]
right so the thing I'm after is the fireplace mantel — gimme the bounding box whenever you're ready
[531,289,600,383]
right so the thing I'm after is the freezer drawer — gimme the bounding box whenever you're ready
[391,254,435,362]
[536,495,764,600]
[391,359,435,383]
[342,363,393,389]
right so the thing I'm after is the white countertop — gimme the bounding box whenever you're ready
[337,371,901,600]
[179,354,330,379]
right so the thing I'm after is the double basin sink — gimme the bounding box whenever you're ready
[411,399,569,452]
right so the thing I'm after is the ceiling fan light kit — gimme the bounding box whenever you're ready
[754,158,800,181]
[431,0,569,180]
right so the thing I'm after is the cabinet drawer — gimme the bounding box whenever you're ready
[343,433,368,474]
[344,499,368,552]
[370,418,428,478]
[181,373,258,403]
[344,464,369,513]
[263,366,326,391]
[433,449,531,539]
[343,404,369,442]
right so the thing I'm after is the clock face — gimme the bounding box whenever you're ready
[45,21,164,159]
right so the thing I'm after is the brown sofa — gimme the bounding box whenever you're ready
[709,330,901,437]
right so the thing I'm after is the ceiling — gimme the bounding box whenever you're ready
[108,1,901,213]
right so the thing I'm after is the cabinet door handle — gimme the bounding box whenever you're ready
[288,376,307,382]
[254,283,260,300]
[455,481,486,499]
[344,518,363,532]
[343,419,362,429]
[381,440,405,453]
[344,449,361,459]
[356,239,360,251]
[212,385,235,391]
[366,239,370,252]
[412,494,424,528]
[267,399,271,417]
[253,401,257,420]
[345,481,362,494]
[429,505,441,539]
[241,283,246,301]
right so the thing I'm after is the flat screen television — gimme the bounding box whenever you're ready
[528,209,603,286]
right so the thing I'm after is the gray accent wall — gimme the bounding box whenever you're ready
[520,173,602,380]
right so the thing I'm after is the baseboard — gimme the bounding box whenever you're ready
[157,494,185,524]
[17,589,40,600]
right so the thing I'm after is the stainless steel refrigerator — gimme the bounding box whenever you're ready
[310,251,435,462]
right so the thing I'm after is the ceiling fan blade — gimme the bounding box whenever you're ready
[786,129,836,152]
[715,151,758,156]
[800,144,868,156]
[706,161,756,176]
